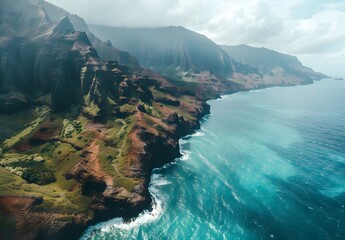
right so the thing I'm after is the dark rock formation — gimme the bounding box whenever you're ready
[0,0,135,115]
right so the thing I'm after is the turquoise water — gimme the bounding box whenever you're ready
[82,80,345,240]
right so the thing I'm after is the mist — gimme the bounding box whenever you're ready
[47,0,345,76]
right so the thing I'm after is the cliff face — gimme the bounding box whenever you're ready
[88,25,329,91]
[34,0,140,70]
[0,0,136,114]
[89,25,234,75]
[0,1,329,240]
[86,32,140,70]
[0,0,85,113]
[221,44,328,81]
[0,1,212,239]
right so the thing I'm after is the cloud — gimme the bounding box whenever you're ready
[279,9,345,54]
[46,0,345,75]
[199,1,284,44]
[197,1,345,54]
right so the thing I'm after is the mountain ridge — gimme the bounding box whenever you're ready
[221,44,328,81]
[89,24,327,90]
[0,1,329,240]
[0,1,212,239]
[89,25,234,75]
[34,0,140,70]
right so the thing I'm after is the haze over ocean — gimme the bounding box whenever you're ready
[82,79,345,240]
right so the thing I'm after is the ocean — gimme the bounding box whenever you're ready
[81,79,345,240]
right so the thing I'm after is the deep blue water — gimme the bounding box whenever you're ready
[82,80,345,240]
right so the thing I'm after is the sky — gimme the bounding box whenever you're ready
[47,0,345,76]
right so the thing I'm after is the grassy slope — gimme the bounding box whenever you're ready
[0,82,201,219]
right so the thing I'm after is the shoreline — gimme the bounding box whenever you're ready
[80,109,211,239]
[79,79,329,238]
[0,79,326,240]
[80,126,209,239]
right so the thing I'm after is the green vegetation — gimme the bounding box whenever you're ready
[62,119,83,138]
[1,107,49,151]
[102,115,141,191]
[0,109,39,143]
[0,153,55,185]
[138,99,162,118]
[56,216,75,222]
[105,117,131,145]
[0,74,202,220]
[0,167,16,188]
[120,104,136,114]
[151,87,167,100]
[21,162,56,185]
[179,95,195,104]
[0,108,92,214]
[83,102,101,117]
[157,102,196,121]
[162,74,198,89]
[0,164,90,214]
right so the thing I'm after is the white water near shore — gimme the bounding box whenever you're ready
[81,80,345,240]
[80,129,205,239]
[80,172,167,239]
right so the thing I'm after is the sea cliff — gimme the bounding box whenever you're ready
[0,1,327,239]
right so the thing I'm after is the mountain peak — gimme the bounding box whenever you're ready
[53,16,74,33]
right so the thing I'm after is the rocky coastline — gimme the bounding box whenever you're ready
[0,1,328,239]
[0,97,211,240]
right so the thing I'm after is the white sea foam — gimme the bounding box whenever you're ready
[201,114,211,121]
[81,117,205,239]
[219,95,231,99]
[179,138,189,145]
[218,92,242,99]
[180,150,191,161]
[179,130,207,161]
[193,131,205,137]
[180,128,205,139]
[80,173,170,239]
[248,89,264,93]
